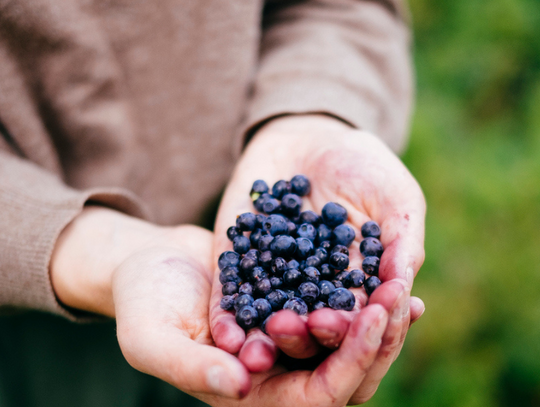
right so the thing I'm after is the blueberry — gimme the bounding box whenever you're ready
[290,175,311,196]
[317,224,333,243]
[360,237,384,258]
[266,289,288,311]
[335,271,351,288]
[262,197,282,214]
[234,294,254,311]
[362,256,380,276]
[255,214,267,229]
[332,224,356,247]
[287,221,298,236]
[270,235,297,257]
[271,257,289,277]
[250,228,264,248]
[347,269,365,288]
[299,210,321,225]
[298,260,307,271]
[260,313,275,334]
[320,263,334,280]
[287,259,300,270]
[298,282,320,304]
[361,220,381,239]
[236,305,259,330]
[318,280,336,302]
[249,267,268,282]
[314,247,328,263]
[312,301,327,311]
[220,295,236,311]
[258,234,274,252]
[272,180,292,199]
[319,240,332,251]
[239,282,254,296]
[305,255,322,269]
[283,268,302,287]
[264,215,289,236]
[253,298,273,320]
[302,266,320,284]
[254,193,271,212]
[255,278,273,297]
[250,180,269,201]
[297,223,317,241]
[236,212,257,232]
[227,226,242,242]
[270,276,283,289]
[329,252,349,270]
[245,249,259,260]
[295,237,314,259]
[259,250,273,269]
[332,280,344,288]
[239,256,258,275]
[281,193,302,217]
[218,251,240,270]
[219,266,242,285]
[222,282,238,296]
[364,276,382,296]
[321,202,348,228]
[331,245,349,256]
[328,288,355,311]
[233,235,251,254]
[283,298,308,315]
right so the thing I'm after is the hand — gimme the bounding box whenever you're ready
[210,115,426,404]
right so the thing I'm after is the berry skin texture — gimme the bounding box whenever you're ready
[249,228,264,248]
[312,301,326,311]
[318,280,336,302]
[254,193,271,212]
[266,289,288,310]
[262,198,282,214]
[272,180,292,199]
[331,245,349,255]
[364,276,382,296]
[319,263,334,280]
[222,282,238,296]
[328,288,356,311]
[346,269,365,288]
[283,268,302,287]
[270,235,297,257]
[317,224,333,243]
[253,298,273,320]
[361,220,381,239]
[236,305,259,330]
[298,282,320,304]
[255,278,273,297]
[258,234,274,252]
[270,276,283,289]
[271,257,288,277]
[360,237,384,258]
[362,256,380,276]
[233,235,251,254]
[234,294,254,312]
[299,210,320,225]
[305,255,322,269]
[227,226,242,241]
[321,202,348,228]
[251,180,269,201]
[281,193,302,217]
[239,282,253,296]
[219,266,242,285]
[220,295,236,311]
[218,251,240,270]
[264,215,289,236]
[332,224,356,247]
[239,256,258,275]
[329,252,349,271]
[290,174,311,196]
[283,298,309,315]
[295,238,314,259]
[236,212,257,232]
[297,223,317,241]
[259,250,273,269]
[314,247,328,263]
[302,266,320,284]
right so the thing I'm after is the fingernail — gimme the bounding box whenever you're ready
[391,291,406,322]
[366,312,386,346]
[406,266,414,286]
[311,328,340,348]
[273,334,300,347]
[206,365,239,398]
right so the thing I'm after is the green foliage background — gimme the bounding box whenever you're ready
[363,0,540,406]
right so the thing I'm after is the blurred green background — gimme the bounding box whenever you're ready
[365,0,540,406]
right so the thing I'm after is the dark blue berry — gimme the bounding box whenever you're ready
[361,221,381,239]
[255,214,267,229]
[250,229,264,248]
[347,269,365,288]
[331,245,349,255]
[270,276,283,289]
[287,259,300,270]
[239,256,258,275]
[332,224,356,247]
[321,202,348,228]
[264,214,289,236]
[220,295,236,311]
[227,226,242,241]
[302,266,320,284]
[249,267,268,282]
[329,252,349,270]
[222,282,238,296]
[283,268,302,287]
[297,223,317,241]
[283,298,308,315]
[234,294,254,311]
[251,180,269,200]
[320,263,334,280]
[298,260,306,271]
[260,313,275,334]
[319,240,332,251]
[266,290,288,310]
[218,251,240,270]
[258,234,274,251]
[259,250,273,269]
[281,193,302,217]
[317,224,333,243]
[239,282,254,296]
[335,271,351,288]
[305,255,322,269]
[236,305,259,330]
[318,280,336,302]
[287,221,297,236]
[312,301,327,311]
[328,288,355,311]
[271,257,288,277]
[298,282,319,304]
[255,278,273,297]
[362,256,380,276]
[236,213,257,232]
[295,237,314,259]
[245,249,259,260]
[263,197,282,214]
[254,193,271,212]
[360,237,384,258]
[219,266,242,285]
[364,276,382,296]
[272,180,292,199]
[233,235,251,254]
[314,247,328,263]
[253,298,273,320]
[270,235,297,257]
[299,210,321,225]
[332,280,344,288]
[290,175,311,196]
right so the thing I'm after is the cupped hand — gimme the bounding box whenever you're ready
[210,115,426,404]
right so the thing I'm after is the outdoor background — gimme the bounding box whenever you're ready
[364,0,540,406]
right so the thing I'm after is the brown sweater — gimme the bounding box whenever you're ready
[0,0,413,318]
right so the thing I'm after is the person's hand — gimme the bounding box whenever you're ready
[210,114,426,404]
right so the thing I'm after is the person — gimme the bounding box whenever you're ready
[0,0,426,406]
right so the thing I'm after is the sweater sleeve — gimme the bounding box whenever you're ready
[243,0,414,153]
[0,149,149,320]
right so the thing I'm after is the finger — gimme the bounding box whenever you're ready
[209,282,246,354]
[410,296,425,325]
[348,280,408,404]
[266,309,321,359]
[238,329,278,373]
[307,308,353,349]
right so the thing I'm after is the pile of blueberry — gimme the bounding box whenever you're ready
[219,175,384,332]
